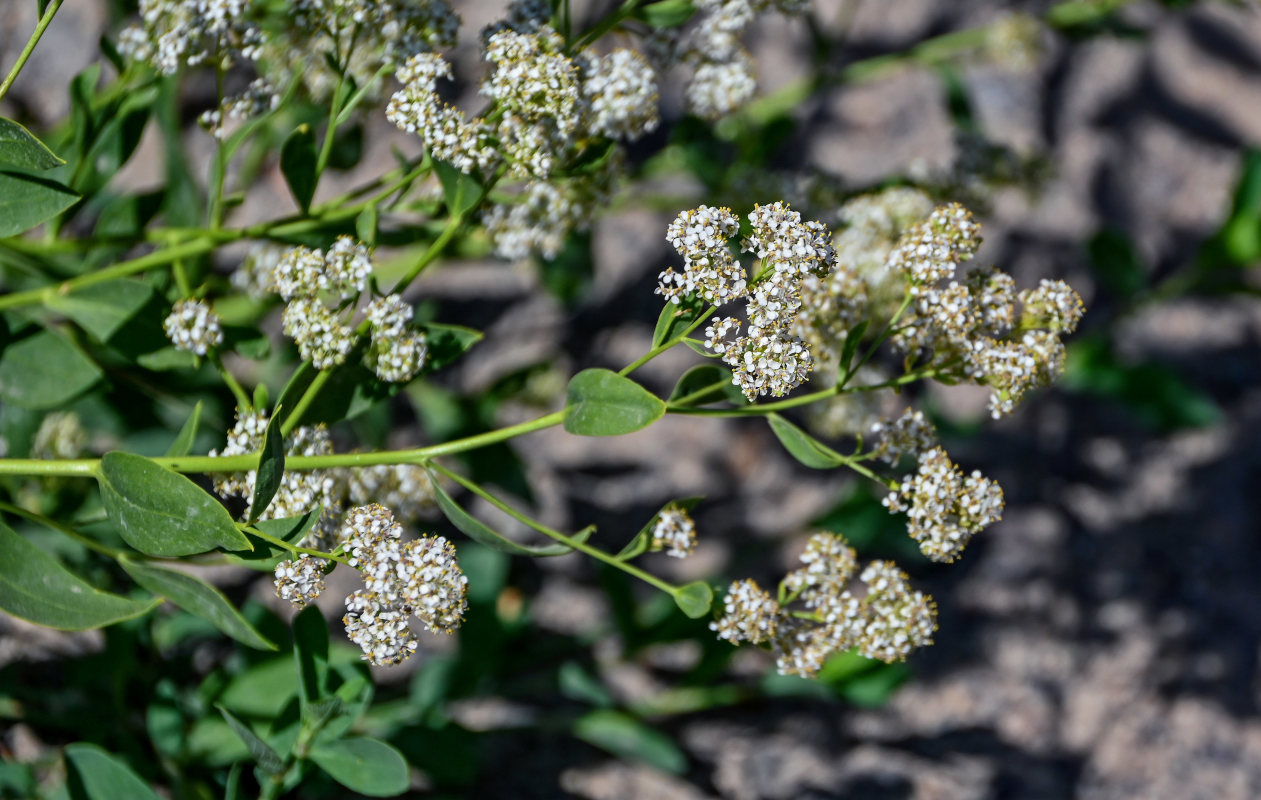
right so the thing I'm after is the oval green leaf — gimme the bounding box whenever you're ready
[766,413,845,469]
[248,410,286,523]
[0,522,157,631]
[564,368,665,437]
[0,171,78,237]
[309,737,409,797]
[428,474,591,557]
[98,452,252,556]
[119,557,276,650]
[673,580,714,619]
[64,743,162,800]
[0,118,64,170]
[0,329,102,409]
[45,280,155,343]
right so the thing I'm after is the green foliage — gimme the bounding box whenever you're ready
[0,329,102,409]
[119,558,277,650]
[0,118,64,170]
[64,743,162,800]
[564,368,666,436]
[0,521,156,631]
[98,452,252,556]
[573,710,687,774]
[767,413,846,469]
[308,737,410,796]
[248,412,287,523]
[280,125,317,213]
[0,171,78,237]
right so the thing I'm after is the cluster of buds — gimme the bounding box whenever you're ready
[117,0,264,74]
[883,447,1004,563]
[870,408,939,466]
[341,505,468,666]
[273,555,326,608]
[712,533,938,675]
[660,202,835,400]
[271,237,372,371]
[649,507,698,559]
[365,295,427,384]
[886,204,1085,417]
[198,77,279,139]
[163,299,224,356]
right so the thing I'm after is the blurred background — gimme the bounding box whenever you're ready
[3,1,1261,798]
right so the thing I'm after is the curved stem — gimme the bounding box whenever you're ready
[0,0,64,103]
[244,525,348,566]
[211,352,252,411]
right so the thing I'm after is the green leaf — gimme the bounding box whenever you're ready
[428,474,591,557]
[293,605,329,707]
[616,496,703,560]
[46,280,155,343]
[572,710,687,774]
[558,661,615,708]
[564,368,665,437]
[215,706,285,774]
[248,411,286,523]
[166,400,203,457]
[119,557,276,650]
[136,346,197,371]
[309,737,409,797]
[0,171,79,237]
[432,159,483,217]
[634,0,697,27]
[667,364,743,406]
[837,319,870,380]
[64,743,162,800]
[0,521,157,631]
[280,124,317,213]
[766,413,845,469]
[418,322,482,375]
[356,204,378,245]
[98,452,252,556]
[652,296,705,348]
[673,581,713,619]
[234,507,323,561]
[0,118,64,170]
[0,329,102,409]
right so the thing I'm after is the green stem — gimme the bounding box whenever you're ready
[621,303,717,376]
[667,385,839,417]
[0,0,64,103]
[839,291,914,390]
[209,65,228,230]
[433,464,680,597]
[280,368,332,437]
[569,0,640,51]
[244,525,348,565]
[0,500,129,560]
[211,352,252,411]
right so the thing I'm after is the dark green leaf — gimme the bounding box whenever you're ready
[119,557,276,650]
[838,319,870,380]
[309,737,409,797]
[280,124,317,213]
[418,322,482,375]
[0,330,102,409]
[0,117,63,170]
[667,364,742,406]
[564,369,665,437]
[572,710,687,774]
[673,581,713,619]
[634,0,697,28]
[64,743,162,800]
[0,521,156,631]
[46,280,155,342]
[0,171,78,236]
[248,411,286,523]
[326,123,364,171]
[98,451,252,556]
[428,473,591,557]
[652,296,705,348]
[136,347,197,371]
[432,159,483,217]
[293,605,329,707]
[166,400,203,457]
[766,413,844,469]
[216,706,285,774]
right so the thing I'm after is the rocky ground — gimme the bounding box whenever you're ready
[4,1,1261,798]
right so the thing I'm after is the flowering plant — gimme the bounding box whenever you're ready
[0,0,1094,795]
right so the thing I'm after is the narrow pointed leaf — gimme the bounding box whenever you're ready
[280,124,317,212]
[119,557,276,650]
[216,706,285,774]
[166,400,203,457]
[429,473,591,557]
[248,410,286,523]
[99,452,252,556]
[766,413,845,469]
[0,522,157,631]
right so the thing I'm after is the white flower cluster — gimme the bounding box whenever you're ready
[483,27,581,137]
[882,447,1004,563]
[118,0,264,74]
[199,77,279,139]
[347,463,438,523]
[871,408,938,466]
[579,49,661,141]
[365,295,427,384]
[232,243,286,299]
[212,409,346,550]
[671,202,834,400]
[341,505,468,666]
[386,53,497,175]
[273,555,326,608]
[885,205,1085,417]
[270,237,373,370]
[31,412,86,460]
[164,299,224,356]
[713,533,938,676]
[650,507,698,559]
